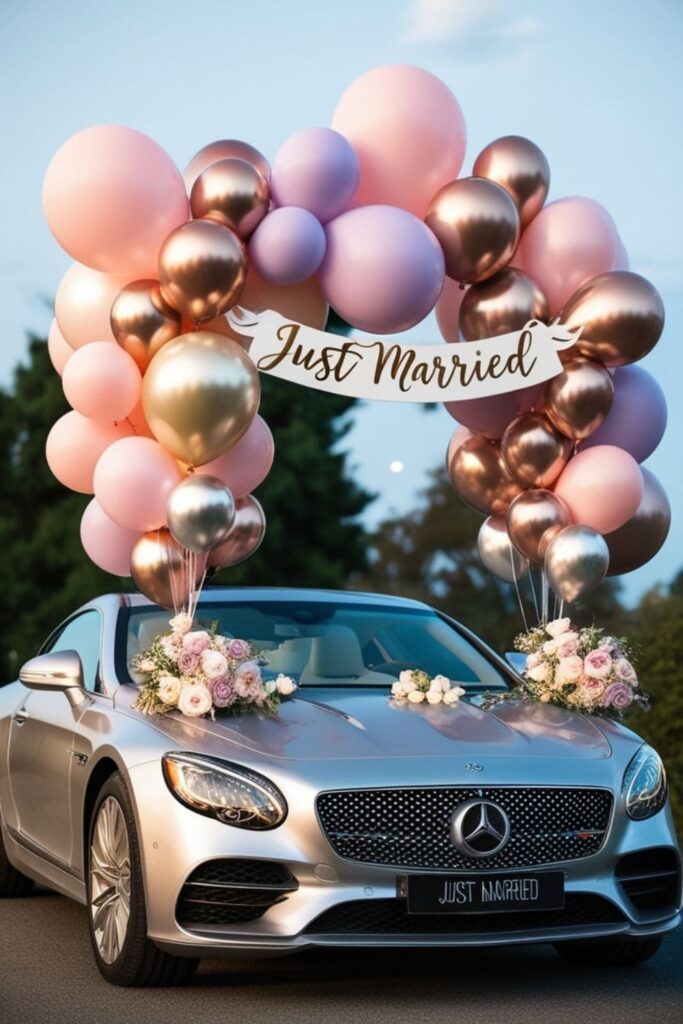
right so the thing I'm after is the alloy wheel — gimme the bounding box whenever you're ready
[89,796,131,964]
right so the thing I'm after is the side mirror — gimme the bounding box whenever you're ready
[504,651,527,676]
[19,650,89,708]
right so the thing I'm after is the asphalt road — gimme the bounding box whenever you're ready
[0,888,680,1024]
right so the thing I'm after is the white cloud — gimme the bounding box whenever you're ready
[402,0,541,59]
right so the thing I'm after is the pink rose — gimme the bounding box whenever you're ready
[546,617,571,638]
[227,638,250,660]
[583,649,613,680]
[233,661,264,701]
[201,649,229,680]
[178,650,199,675]
[614,658,638,685]
[210,677,234,708]
[182,630,210,656]
[603,681,633,710]
[556,633,579,658]
[580,675,605,693]
[161,634,181,661]
[555,655,583,686]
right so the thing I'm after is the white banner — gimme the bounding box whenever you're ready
[227,307,581,403]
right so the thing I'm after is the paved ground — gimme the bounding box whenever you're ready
[0,889,680,1024]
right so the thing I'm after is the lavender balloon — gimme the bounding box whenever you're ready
[249,207,326,286]
[580,365,667,463]
[271,127,360,224]
[319,206,445,334]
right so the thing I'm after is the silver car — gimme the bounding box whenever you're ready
[0,588,680,986]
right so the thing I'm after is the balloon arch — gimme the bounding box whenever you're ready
[43,64,669,622]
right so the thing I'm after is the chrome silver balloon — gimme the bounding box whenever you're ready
[90,796,131,965]
[478,516,529,583]
[544,524,609,603]
[166,474,236,554]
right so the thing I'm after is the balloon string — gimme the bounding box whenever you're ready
[541,569,549,625]
[509,546,529,632]
[528,568,540,624]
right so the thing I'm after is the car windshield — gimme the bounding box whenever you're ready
[122,599,509,692]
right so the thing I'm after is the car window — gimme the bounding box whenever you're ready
[45,610,102,693]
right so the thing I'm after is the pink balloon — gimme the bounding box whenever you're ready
[436,278,466,342]
[613,235,630,271]
[554,445,644,534]
[445,386,542,440]
[55,263,129,349]
[126,400,156,438]
[46,411,133,494]
[332,65,466,219]
[43,125,189,278]
[47,319,73,375]
[197,415,274,499]
[519,198,618,314]
[62,342,141,421]
[80,498,140,576]
[94,436,183,531]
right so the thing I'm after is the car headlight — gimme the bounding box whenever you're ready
[622,744,668,820]
[162,753,287,829]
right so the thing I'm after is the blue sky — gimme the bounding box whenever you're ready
[1,0,682,602]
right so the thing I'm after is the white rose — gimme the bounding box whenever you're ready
[137,658,155,673]
[527,662,549,683]
[169,612,193,635]
[443,686,465,705]
[392,678,416,698]
[546,617,571,638]
[201,649,228,680]
[431,674,451,693]
[399,669,415,687]
[276,674,297,696]
[526,652,542,668]
[555,655,584,686]
[157,675,181,705]
[542,638,559,655]
[426,689,443,704]
[407,690,425,704]
[177,683,212,718]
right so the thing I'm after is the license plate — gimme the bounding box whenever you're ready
[404,871,565,914]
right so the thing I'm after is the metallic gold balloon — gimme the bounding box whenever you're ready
[544,525,609,604]
[459,267,548,341]
[130,528,205,611]
[478,516,529,583]
[506,489,571,565]
[158,220,247,324]
[207,495,266,569]
[544,357,614,440]
[110,279,181,372]
[190,158,270,240]
[142,331,260,467]
[184,140,270,193]
[166,474,236,554]
[473,136,550,228]
[501,412,572,488]
[561,271,665,367]
[447,434,524,516]
[605,468,670,576]
[425,177,520,285]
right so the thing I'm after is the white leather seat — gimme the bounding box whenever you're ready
[299,626,389,687]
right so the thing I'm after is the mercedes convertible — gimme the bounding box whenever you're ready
[0,588,680,986]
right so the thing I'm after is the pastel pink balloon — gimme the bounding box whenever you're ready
[80,498,139,576]
[43,125,189,278]
[197,415,274,499]
[519,198,619,314]
[47,319,73,375]
[554,445,644,534]
[436,278,466,342]
[332,65,466,219]
[94,436,183,531]
[126,400,156,438]
[46,411,133,494]
[613,235,630,271]
[55,263,129,349]
[62,341,141,422]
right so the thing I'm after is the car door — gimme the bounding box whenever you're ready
[7,609,103,867]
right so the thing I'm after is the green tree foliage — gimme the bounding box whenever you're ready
[0,337,372,681]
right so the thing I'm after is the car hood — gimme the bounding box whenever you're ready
[117,686,613,761]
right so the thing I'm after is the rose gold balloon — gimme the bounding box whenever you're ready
[506,489,571,564]
[130,528,205,611]
[544,357,614,440]
[473,136,550,228]
[445,425,472,469]
[110,279,181,372]
[447,434,524,516]
[190,158,270,240]
[184,140,270,193]
[158,220,247,323]
[605,468,671,576]
[561,271,664,367]
[425,177,520,285]
[208,495,266,569]
[459,267,548,341]
[502,412,572,488]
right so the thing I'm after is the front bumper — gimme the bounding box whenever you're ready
[127,760,682,958]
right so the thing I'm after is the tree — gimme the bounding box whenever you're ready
[0,337,372,682]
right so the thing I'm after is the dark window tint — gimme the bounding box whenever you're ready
[46,610,102,692]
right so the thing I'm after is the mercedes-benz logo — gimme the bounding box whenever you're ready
[451,798,511,858]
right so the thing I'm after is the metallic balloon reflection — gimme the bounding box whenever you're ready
[158,219,247,324]
[190,158,270,239]
[506,489,570,565]
[478,517,529,583]
[130,529,205,612]
[544,525,609,604]
[460,268,548,341]
[208,495,266,569]
[502,411,571,489]
[473,136,550,228]
[167,475,235,554]
[544,358,614,441]
[447,434,524,516]
[110,280,181,372]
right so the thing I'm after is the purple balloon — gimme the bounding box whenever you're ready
[581,365,667,463]
[249,206,326,286]
[445,385,542,440]
[319,206,445,334]
[271,127,360,224]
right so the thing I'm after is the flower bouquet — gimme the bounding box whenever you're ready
[391,670,466,707]
[488,617,648,720]
[131,612,297,719]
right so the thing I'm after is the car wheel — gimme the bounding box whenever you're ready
[0,817,34,898]
[87,771,199,987]
[553,935,663,967]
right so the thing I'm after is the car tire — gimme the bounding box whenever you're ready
[87,771,199,987]
[0,818,35,898]
[553,935,663,967]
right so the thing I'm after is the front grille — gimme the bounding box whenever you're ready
[616,847,680,914]
[304,894,625,936]
[176,859,298,928]
[316,786,612,869]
